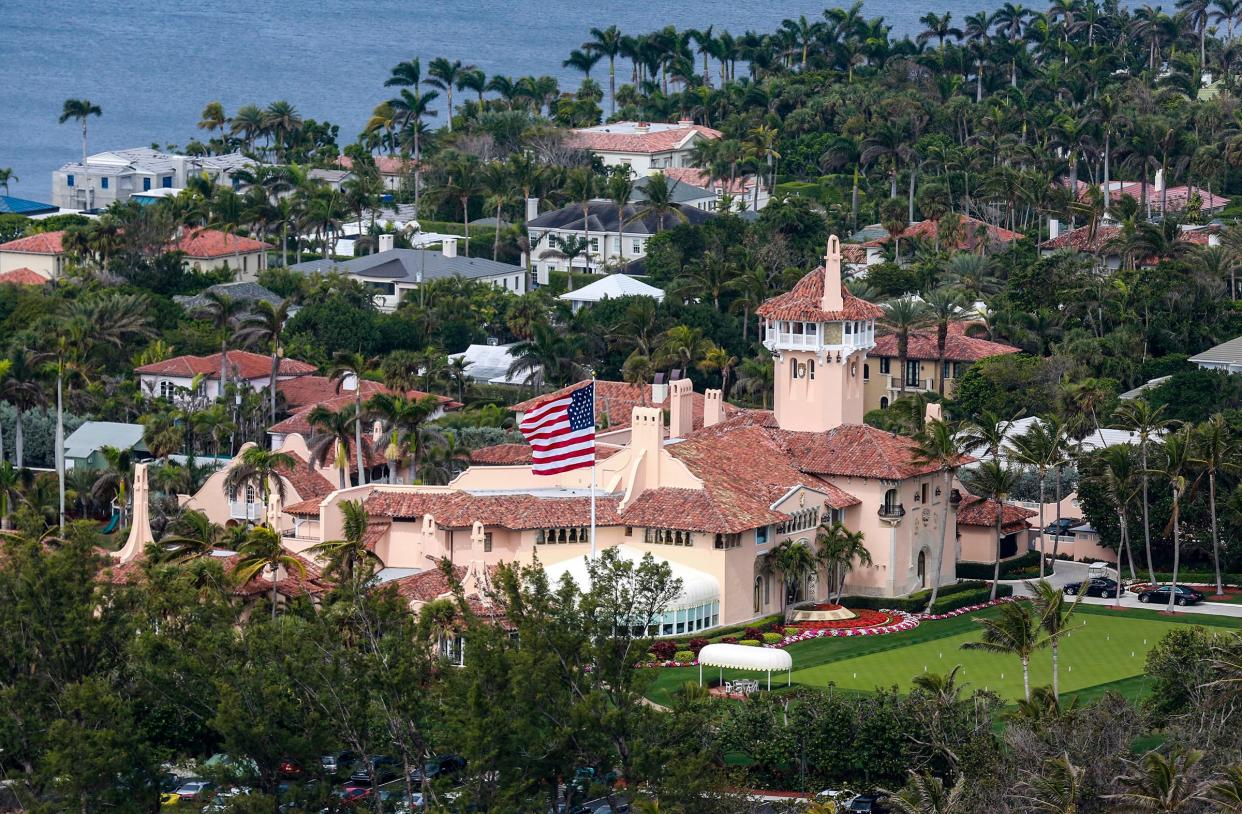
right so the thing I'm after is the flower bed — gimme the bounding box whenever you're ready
[776,609,920,644]
[791,608,895,630]
[918,596,1016,620]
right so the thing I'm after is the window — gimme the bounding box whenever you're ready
[776,507,820,535]
[754,577,762,613]
[535,527,590,544]
[880,396,889,409]
[921,483,929,504]
[590,238,599,253]
[632,239,642,254]
[905,360,920,387]
[863,363,870,381]
[100,177,109,189]
[439,634,465,666]
[882,488,899,513]
[879,357,890,374]
[158,380,176,400]
[714,532,741,550]
[808,359,815,380]
[954,362,966,378]
[143,177,151,191]
[755,525,769,546]
[764,576,770,605]
[483,533,493,553]
[161,176,173,188]
[66,174,75,187]
[942,362,951,379]
[643,528,693,546]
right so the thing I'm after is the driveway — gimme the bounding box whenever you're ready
[1003,560,1242,618]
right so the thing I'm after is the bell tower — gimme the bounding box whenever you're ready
[758,236,880,433]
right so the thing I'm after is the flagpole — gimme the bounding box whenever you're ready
[590,376,597,559]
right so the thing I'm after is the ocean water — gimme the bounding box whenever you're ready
[5,0,1007,202]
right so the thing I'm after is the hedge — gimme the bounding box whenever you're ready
[956,551,1041,580]
[841,581,1012,614]
[762,632,783,644]
[739,639,761,647]
[673,650,695,663]
[1150,571,1242,586]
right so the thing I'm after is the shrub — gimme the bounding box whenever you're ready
[688,637,709,654]
[762,632,783,644]
[956,551,1041,580]
[743,627,763,640]
[840,582,1011,613]
[739,639,761,647]
[645,651,660,663]
[784,627,799,637]
[673,650,695,663]
[721,636,738,644]
[649,641,677,660]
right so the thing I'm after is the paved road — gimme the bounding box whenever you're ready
[1003,560,1242,618]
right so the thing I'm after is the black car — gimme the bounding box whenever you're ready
[349,756,401,785]
[848,793,889,814]
[1064,577,1119,598]
[1043,518,1079,536]
[410,754,467,785]
[1138,584,1205,606]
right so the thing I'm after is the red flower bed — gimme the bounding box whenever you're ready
[804,602,846,612]
[793,608,896,630]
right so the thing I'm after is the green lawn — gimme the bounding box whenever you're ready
[645,605,1241,707]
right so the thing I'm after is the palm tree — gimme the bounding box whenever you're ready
[58,99,102,207]
[436,155,484,257]
[307,499,381,586]
[0,461,21,530]
[236,299,293,425]
[0,347,47,469]
[329,352,371,486]
[1100,445,1141,593]
[0,168,17,195]
[387,87,439,209]
[699,346,738,396]
[230,104,266,153]
[655,325,717,373]
[1026,579,1083,700]
[886,772,968,814]
[816,521,870,603]
[1153,428,1201,614]
[922,289,965,396]
[1013,755,1084,814]
[506,322,587,388]
[223,446,295,527]
[155,510,224,563]
[962,600,1046,701]
[547,234,590,292]
[428,57,472,130]
[584,25,624,114]
[1193,414,1237,597]
[918,12,963,48]
[969,460,1021,599]
[1112,400,1175,586]
[195,291,248,390]
[561,167,599,272]
[882,298,930,395]
[1106,749,1207,814]
[766,538,819,609]
[366,392,444,484]
[307,405,360,490]
[606,171,636,266]
[1009,417,1069,579]
[911,421,966,612]
[233,525,306,619]
[262,101,302,162]
[626,173,689,233]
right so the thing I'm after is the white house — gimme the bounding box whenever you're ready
[289,234,526,312]
[52,148,257,211]
[525,198,714,282]
[567,121,721,176]
[558,273,665,313]
[136,351,316,403]
[1190,336,1242,373]
[451,343,527,386]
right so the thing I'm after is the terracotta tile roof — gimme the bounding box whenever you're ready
[469,442,621,466]
[755,267,884,322]
[271,384,458,435]
[391,565,466,602]
[841,245,868,264]
[957,495,1037,532]
[362,518,391,551]
[661,167,757,195]
[619,487,777,533]
[567,124,721,154]
[859,215,1022,249]
[1038,225,1121,252]
[777,423,957,480]
[365,488,623,530]
[0,267,49,285]
[871,322,1020,363]
[0,230,65,254]
[104,548,331,597]
[1082,181,1229,210]
[280,451,336,500]
[511,380,741,432]
[174,227,271,258]
[285,496,324,516]
[336,155,413,175]
[136,351,316,381]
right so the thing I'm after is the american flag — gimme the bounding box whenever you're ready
[519,382,596,475]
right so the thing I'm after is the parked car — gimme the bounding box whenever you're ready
[1043,518,1079,536]
[1138,585,1205,606]
[321,752,358,778]
[1064,577,1119,598]
[278,759,304,778]
[410,755,467,785]
[847,793,889,813]
[349,756,401,785]
[171,780,215,803]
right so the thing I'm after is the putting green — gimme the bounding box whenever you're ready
[644,605,1242,707]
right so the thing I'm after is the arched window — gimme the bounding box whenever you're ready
[917,550,927,588]
[808,359,815,380]
[791,361,798,380]
[883,488,898,513]
[754,577,763,613]
[863,363,870,381]
[880,396,890,409]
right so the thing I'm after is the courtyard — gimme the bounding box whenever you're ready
[645,603,1242,707]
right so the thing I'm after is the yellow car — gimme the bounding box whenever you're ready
[160,792,181,807]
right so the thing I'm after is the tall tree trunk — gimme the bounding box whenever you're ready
[1167,489,1181,613]
[354,392,366,485]
[14,410,23,469]
[1141,447,1155,585]
[1210,472,1223,595]
[1050,639,1059,699]
[924,469,954,613]
[56,375,65,531]
[1021,654,1030,702]
[991,504,1002,601]
[1037,471,1047,578]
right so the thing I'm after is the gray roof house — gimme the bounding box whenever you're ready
[290,240,527,311]
[1189,336,1242,373]
[65,422,150,471]
[174,281,287,312]
[526,200,713,284]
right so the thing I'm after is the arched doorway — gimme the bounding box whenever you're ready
[880,396,889,409]
[917,550,927,588]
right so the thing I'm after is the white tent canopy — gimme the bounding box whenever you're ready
[558,274,665,311]
[697,643,793,690]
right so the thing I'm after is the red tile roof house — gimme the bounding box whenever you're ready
[1066,174,1230,216]
[956,496,1038,565]
[0,227,272,283]
[865,322,1020,409]
[567,121,721,177]
[261,238,1021,639]
[1038,222,1220,269]
[136,350,317,404]
[335,155,416,192]
[848,215,1023,269]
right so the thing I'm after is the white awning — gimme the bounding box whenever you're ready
[542,545,718,610]
[697,643,792,672]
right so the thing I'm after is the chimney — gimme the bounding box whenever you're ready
[341,372,359,392]
[630,406,664,486]
[650,373,668,405]
[821,235,844,312]
[677,118,693,127]
[526,197,539,223]
[669,377,694,438]
[1154,168,1165,192]
[442,237,458,258]
[703,388,723,428]
[1048,218,1060,241]
[924,402,943,425]
[635,122,650,134]
[378,233,394,253]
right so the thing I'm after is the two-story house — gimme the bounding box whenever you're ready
[52,148,257,211]
[864,322,1020,410]
[567,121,721,176]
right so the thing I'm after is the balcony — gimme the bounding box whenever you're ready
[877,503,906,525]
[229,500,262,521]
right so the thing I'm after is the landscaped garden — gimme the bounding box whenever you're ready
[644,603,1242,707]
